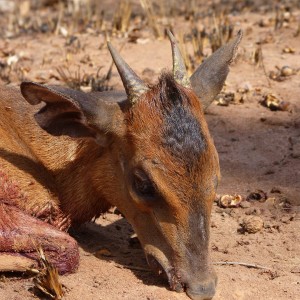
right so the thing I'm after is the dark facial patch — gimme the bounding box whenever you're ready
[159,73,206,170]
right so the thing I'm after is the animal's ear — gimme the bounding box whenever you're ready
[190,30,243,110]
[20,82,122,145]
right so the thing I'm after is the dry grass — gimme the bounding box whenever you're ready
[139,0,162,38]
[56,63,113,92]
[0,0,299,85]
[30,247,63,300]
[112,0,132,35]
[209,13,234,53]
[295,19,300,36]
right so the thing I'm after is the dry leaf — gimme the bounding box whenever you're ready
[216,92,235,106]
[218,194,243,208]
[260,94,291,111]
[247,190,267,202]
[282,47,295,54]
[32,247,63,300]
[269,66,295,81]
[280,66,294,76]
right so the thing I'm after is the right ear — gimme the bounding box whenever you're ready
[20,82,123,145]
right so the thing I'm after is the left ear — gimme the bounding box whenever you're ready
[20,82,123,145]
[190,30,243,109]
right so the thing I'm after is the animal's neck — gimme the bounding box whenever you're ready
[37,138,112,225]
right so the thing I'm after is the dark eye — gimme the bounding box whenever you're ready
[133,170,156,198]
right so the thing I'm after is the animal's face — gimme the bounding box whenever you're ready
[113,74,219,297]
[21,30,241,300]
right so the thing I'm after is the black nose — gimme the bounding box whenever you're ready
[186,278,217,300]
[186,287,215,300]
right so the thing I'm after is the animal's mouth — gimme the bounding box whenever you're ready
[146,254,186,292]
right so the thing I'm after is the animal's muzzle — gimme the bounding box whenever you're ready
[146,253,217,299]
[186,277,217,300]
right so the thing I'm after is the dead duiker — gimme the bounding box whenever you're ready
[0,30,242,300]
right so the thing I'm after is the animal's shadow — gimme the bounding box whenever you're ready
[0,148,167,288]
[69,216,168,289]
[0,149,168,288]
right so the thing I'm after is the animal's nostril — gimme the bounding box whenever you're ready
[186,280,216,300]
[186,289,215,300]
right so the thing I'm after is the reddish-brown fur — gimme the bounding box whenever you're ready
[0,76,218,297]
[0,30,242,299]
[0,76,218,281]
[124,76,220,293]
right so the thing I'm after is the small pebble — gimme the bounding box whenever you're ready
[245,207,261,216]
[291,266,300,274]
[281,66,293,76]
[240,201,251,208]
[242,216,264,234]
[280,216,291,224]
[264,221,272,229]
[265,197,276,206]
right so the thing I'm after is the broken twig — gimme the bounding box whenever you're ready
[115,263,151,272]
[213,261,271,270]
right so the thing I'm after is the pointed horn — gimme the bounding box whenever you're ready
[190,30,243,110]
[107,42,149,104]
[167,30,191,88]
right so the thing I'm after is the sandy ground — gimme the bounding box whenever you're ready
[0,4,299,300]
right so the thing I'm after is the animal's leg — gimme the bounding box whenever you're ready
[0,203,79,274]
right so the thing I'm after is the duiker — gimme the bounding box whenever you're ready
[0,30,242,299]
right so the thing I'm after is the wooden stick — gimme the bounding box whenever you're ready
[114,261,271,272]
[115,264,151,272]
[213,261,271,270]
[259,43,272,88]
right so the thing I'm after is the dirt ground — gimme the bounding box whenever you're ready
[0,1,299,300]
